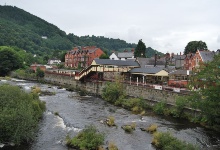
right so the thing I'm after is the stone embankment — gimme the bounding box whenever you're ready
[44,73,188,105]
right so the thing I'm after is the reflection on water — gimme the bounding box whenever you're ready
[1,79,220,150]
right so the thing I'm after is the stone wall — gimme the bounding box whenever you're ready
[44,73,184,105]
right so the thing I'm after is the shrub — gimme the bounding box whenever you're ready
[66,125,104,150]
[108,141,118,150]
[152,132,198,150]
[153,101,166,114]
[0,84,45,144]
[146,124,157,133]
[106,116,115,126]
[122,125,133,133]
[31,86,41,94]
[121,123,136,133]
[79,89,87,96]
[102,77,124,103]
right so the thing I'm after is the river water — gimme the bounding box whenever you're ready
[1,79,220,150]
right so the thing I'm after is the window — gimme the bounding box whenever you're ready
[196,57,199,66]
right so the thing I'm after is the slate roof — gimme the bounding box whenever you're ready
[94,59,140,67]
[129,67,165,74]
[117,52,134,58]
[199,51,215,62]
[169,70,192,75]
[172,55,186,60]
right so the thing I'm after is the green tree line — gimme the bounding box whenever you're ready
[0,5,161,60]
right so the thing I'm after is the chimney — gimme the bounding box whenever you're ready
[180,52,182,55]
[154,53,157,67]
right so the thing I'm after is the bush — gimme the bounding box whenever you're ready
[122,125,133,133]
[171,96,187,118]
[66,125,104,150]
[106,116,115,126]
[152,132,198,150]
[0,84,45,144]
[121,123,136,133]
[102,77,124,103]
[146,124,157,133]
[108,141,118,150]
[153,101,166,115]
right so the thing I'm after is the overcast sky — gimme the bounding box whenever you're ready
[1,0,220,53]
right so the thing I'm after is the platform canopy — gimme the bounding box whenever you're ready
[128,67,168,76]
[91,59,140,68]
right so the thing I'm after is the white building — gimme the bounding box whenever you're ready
[48,58,61,65]
[109,52,135,61]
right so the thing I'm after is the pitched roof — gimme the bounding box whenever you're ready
[117,52,134,58]
[93,59,140,67]
[129,67,166,74]
[169,69,191,75]
[172,55,186,59]
[199,51,215,62]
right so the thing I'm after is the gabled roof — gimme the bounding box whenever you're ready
[199,51,215,62]
[169,69,192,75]
[117,52,134,58]
[129,67,167,74]
[92,59,140,67]
[172,55,186,60]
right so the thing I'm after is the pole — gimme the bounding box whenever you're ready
[137,77,138,86]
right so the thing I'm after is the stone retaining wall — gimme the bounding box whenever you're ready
[44,73,185,104]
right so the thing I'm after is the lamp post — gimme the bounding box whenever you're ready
[130,76,131,85]
[137,77,138,86]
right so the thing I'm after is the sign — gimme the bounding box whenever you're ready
[154,85,162,90]
[173,88,180,92]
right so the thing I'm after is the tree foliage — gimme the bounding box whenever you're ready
[188,54,220,126]
[134,39,146,58]
[0,5,162,62]
[36,67,45,79]
[101,77,125,103]
[184,41,208,54]
[0,84,45,144]
[66,125,104,150]
[0,46,23,76]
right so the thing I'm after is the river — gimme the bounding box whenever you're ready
[1,79,220,150]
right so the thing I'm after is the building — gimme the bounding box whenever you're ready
[183,50,215,71]
[191,50,215,71]
[184,53,195,70]
[48,58,61,65]
[30,64,53,72]
[65,46,104,68]
[109,50,134,60]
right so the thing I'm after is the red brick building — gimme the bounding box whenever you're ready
[184,50,214,71]
[65,46,104,68]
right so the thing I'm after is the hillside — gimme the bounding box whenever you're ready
[0,5,162,57]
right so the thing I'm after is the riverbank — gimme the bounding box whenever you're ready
[1,78,220,149]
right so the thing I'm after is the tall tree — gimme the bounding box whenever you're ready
[134,39,146,58]
[0,46,23,76]
[184,41,208,54]
[188,54,220,126]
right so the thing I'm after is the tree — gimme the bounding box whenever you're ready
[99,53,109,59]
[188,54,220,126]
[36,67,44,79]
[0,46,23,76]
[0,84,45,144]
[184,41,208,54]
[134,39,146,58]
